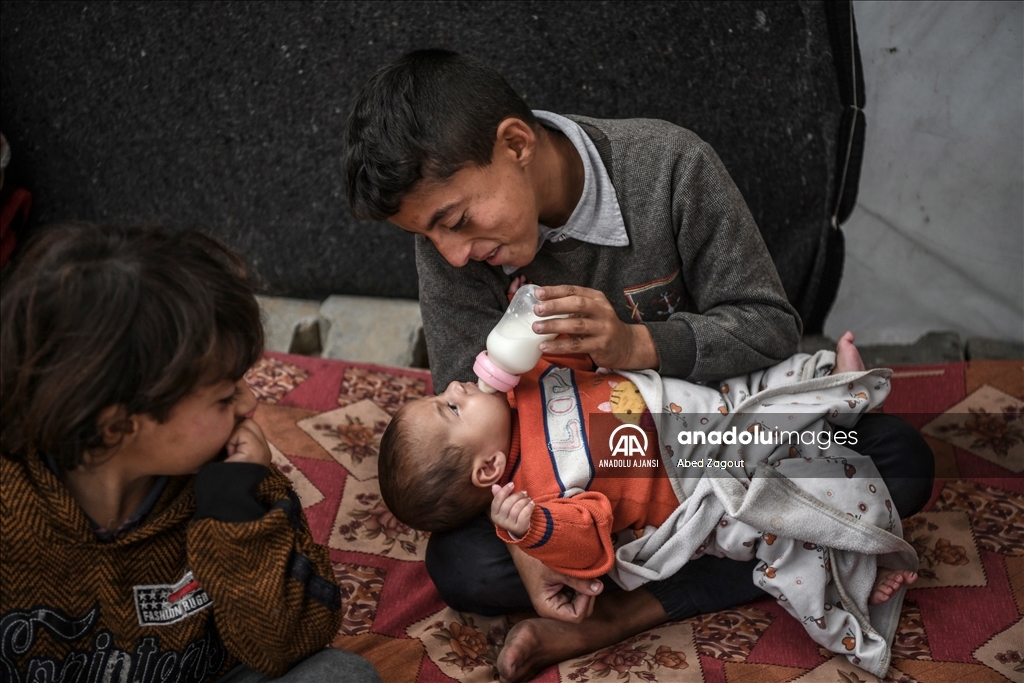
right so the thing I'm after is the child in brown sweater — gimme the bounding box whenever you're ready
[0,224,380,682]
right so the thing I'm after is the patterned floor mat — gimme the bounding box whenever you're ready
[246,354,1024,683]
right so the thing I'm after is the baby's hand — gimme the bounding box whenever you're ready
[508,275,527,297]
[490,482,534,538]
[224,418,272,467]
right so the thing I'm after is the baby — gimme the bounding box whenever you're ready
[378,333,915,606]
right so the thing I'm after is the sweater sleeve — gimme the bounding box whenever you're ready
[495,491,616,579]
[187,463,342,677]
[415,235,513,390]
[652,140,802,382]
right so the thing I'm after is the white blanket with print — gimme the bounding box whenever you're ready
[602,351,918,678]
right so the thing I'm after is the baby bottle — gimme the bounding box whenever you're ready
[474,284,564,394]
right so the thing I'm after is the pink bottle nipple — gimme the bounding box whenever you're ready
[474,350,521,394]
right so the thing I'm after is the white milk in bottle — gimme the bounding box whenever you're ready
[475,284,565,392]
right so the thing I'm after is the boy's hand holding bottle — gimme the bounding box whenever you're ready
[490,482,533,538]
[475,283,565,394]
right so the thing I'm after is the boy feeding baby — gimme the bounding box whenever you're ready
[379,284,918,678]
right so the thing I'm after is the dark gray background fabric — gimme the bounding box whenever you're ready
[0,0,850,326]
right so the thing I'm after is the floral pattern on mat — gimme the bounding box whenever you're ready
[902,512,986,588]
[329,475,428,561]
[932,480,1024,556]
[337,365,429,415]
[889,600,930,661]
[559,624,702,682]
[245,355,310,404]
[687,605,774,661]
[721,662,813,683]
[791,655,915,683]
[298,400,390,481]
[333,563,386,636]
[972,618,1024,683]
[921,384,1024,472]
[407,608,507,682]
[268,442,324,508]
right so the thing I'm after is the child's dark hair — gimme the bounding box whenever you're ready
[0,223,264,469]
[344,49,537,221]
[377,405,488,533]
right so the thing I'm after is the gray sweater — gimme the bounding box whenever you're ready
[416,115,801,390]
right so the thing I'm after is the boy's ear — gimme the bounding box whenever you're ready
[96,405,140,448]
[495,117,537,166]
[471,450,507,488]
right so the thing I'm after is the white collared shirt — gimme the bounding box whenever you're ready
[504,110,629,274]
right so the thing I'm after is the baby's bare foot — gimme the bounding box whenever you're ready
[833,331,866,374]
[869,567,918,605]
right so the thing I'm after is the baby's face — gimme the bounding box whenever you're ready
[407,381,513,462]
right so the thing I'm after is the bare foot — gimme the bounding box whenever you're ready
[498,618,589,683]
[496,589,667,682]
[869,567,918,605]
[833,331,866,374]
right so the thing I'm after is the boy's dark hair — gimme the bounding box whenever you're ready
[344,49,537,221]
[377,405,487,533]
[0,224,264,469]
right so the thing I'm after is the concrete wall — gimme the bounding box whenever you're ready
[826,1,1023,345]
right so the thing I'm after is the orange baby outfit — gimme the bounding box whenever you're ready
[496,354,679,578]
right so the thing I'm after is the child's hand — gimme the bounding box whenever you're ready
[490,482,534,538]
[508,274,527,297]
[224,418,272,467]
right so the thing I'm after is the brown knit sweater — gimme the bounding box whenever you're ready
[0,456,342,681]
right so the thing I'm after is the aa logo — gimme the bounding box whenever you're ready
[608,423,649,458]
